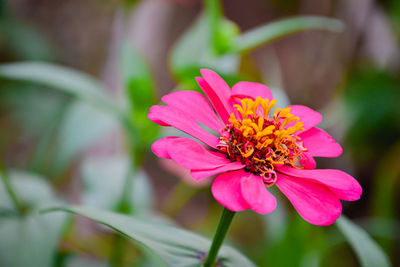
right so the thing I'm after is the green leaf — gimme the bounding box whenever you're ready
[81,155,153,213]
[215,19,240,55]
[336,216,391,267]
[0,65,122,175]
[0,170,67,267]
[54,101,118,167]
[0,212,66,267]
[48,206,256,267]
[232,16,344,53]
[170,13,239,87]
[0,62,117,112]
[51,101,119,175]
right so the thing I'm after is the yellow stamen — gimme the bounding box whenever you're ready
[218,97,306,181]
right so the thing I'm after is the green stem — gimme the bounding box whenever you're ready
[110,234,126,267]
[204,0,223,53]
[0,167,24,214]
[204,208,236,267]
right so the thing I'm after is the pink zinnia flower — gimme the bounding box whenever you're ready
[148,69,362,226]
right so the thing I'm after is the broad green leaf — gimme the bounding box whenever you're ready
[81,155,153,213]
[170,13,239,88]
[0,62,118,112]
[52,101,119,175]
[357,217,400,241]
[0,170,67,267]
[48,206,256,267]
[336,216,391,267]
[232,16,344,53]
[0,170,56,209]
[0,212,66,267]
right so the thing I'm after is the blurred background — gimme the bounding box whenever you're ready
[0,0,399,266]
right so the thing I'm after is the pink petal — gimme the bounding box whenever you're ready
[167,138,230,170]
[211,170,251,212]
[151,136,179,159]
[277,167,362,201]
[299,128,343,157]
[148,105,219,148]
[190,161,245,181]
[289,105,322,132]
[231,81,273,101]
[299,152,316,169]
[162,91,224,132]
[196,69,234,123]
[200,69,232,103]
[276,173,342,225]
[241,174,276,214]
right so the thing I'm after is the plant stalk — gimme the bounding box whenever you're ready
[204,208,236,267]
[205,0,223,54]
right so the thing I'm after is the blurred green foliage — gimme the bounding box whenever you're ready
[344,68,400,164]
[0,0,54,61]
[48,206,256,267]
[0,170,67,267]
[119,42,159,166]
[0,0,398,266]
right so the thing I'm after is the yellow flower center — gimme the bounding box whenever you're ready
[217,97,306,186]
